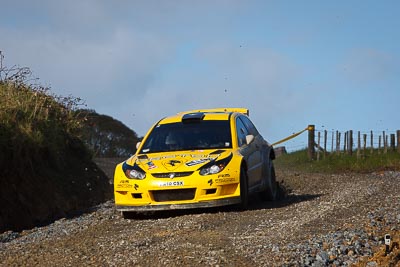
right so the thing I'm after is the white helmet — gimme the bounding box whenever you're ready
[165,132,179,145]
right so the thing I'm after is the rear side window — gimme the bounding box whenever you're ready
[239,116,259,136]
[236,117,249,147]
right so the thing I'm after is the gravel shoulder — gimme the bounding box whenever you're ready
[1,170,399,266]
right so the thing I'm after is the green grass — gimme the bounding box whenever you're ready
[0,82,83,136]
[0,73,87,176]
[274,149,400,173]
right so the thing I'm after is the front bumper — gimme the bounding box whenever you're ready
[116,196,241,211]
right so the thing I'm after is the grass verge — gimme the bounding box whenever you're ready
[274,149,400,173]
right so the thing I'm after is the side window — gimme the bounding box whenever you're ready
[236,118,249,147]
[240,116,259,136]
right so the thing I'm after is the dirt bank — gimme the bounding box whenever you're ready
[0,141,112,232]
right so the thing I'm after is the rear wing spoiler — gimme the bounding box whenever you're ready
[179,108,249,116]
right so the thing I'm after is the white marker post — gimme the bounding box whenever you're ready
[384,234,391,255]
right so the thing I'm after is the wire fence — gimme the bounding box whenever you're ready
[274,125,400,158]
[312,128,400,161]
[314,129,399,152]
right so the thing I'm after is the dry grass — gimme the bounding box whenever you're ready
[0,67,87,176]
[275,149,400,174]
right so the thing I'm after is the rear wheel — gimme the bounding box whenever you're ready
[239,166,249,209]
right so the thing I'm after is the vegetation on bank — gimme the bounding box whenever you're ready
[274,148,400,173]
[0,63,112,232]
[0,68,87,176]
[0,67,139,171]
[78,110,140,158]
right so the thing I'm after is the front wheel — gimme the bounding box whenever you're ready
[122,211,136,219]
[260,162,278,201]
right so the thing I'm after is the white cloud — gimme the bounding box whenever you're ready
[0,23,175,103]
[120,42,308,137]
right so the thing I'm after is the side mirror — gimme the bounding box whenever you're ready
[246,134,255,145]
[136,141,141,150]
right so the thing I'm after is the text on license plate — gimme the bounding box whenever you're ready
[158,181,184,187]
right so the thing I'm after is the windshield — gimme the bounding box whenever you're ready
[140,120,232,153]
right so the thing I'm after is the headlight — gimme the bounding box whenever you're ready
[199,163,226,175]
[199,153,233,176]
[122,162,146,180]
[125,169,146,180]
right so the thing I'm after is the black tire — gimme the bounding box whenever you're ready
[260,161,278,201]
[122,211,136,219]
[239,166,249,210]
[265,163,278,201]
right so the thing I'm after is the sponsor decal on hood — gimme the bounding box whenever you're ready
[135,150,229,172]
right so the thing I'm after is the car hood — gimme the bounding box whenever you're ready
[131,149,231,173]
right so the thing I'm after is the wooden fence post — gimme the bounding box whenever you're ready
[317,131,321,161]
[397,130,400,154]
[383,131,386,154]
[390,134,395,151]
[378,135,381,154]
[384,134,388,154]
[348,130,353,156]
[357,131,361,159]
[324,130,327,158]
[308,125,315,160]
[370,131,373,154]
[336,131,341,155]
[363,134,367,153]
[343,131,347,152]
[331,131,334,153]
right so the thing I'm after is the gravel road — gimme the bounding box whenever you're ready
[1,170,399,266]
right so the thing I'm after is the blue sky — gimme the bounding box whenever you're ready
[1,1,399,150]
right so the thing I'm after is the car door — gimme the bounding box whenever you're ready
[240,116,266,186]
[236,116,263,190]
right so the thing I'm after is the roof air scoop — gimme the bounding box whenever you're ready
[182,112,205,122]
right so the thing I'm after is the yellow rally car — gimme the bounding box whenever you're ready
[114,108,277,217]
